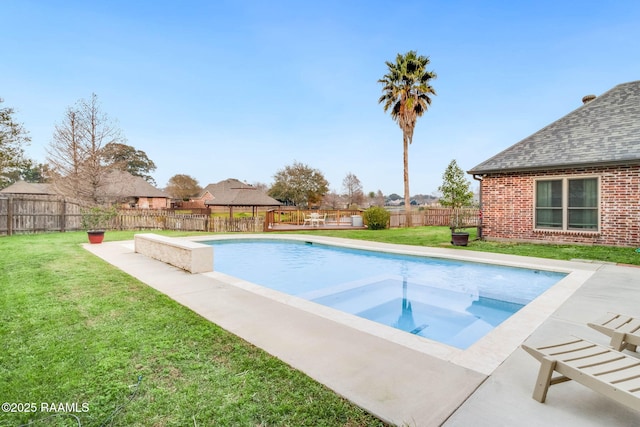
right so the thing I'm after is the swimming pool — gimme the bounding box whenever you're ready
[205,239,566,349]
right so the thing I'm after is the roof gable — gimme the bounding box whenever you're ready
[469,80,640,174]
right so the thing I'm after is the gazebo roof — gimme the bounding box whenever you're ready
[203,178,281,207]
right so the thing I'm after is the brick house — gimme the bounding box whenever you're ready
[178,184,216,209]
[1,171,171,209]
[468,80,640,247]
[99,170,171,209]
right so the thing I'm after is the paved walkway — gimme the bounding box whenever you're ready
[444,261,640,427]
[84,235,640,426]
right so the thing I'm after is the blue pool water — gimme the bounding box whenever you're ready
[205,239,566,349]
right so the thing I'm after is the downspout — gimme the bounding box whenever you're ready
[472,174,484,239]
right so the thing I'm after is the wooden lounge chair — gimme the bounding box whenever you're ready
[588,312,640,352]
[521,336,640,411]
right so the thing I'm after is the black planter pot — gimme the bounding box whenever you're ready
[451,231,470,246]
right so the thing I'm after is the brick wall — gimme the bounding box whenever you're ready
[179,192,214,209]
[176,200,207,209]
[119,197,171,209]
[479,165,640,247]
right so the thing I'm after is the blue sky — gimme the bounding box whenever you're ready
[3,1,640,196]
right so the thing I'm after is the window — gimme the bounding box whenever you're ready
[535,180,562,228]
[535,177,599,231]
[568,178,599,229]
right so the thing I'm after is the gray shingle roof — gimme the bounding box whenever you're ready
[0,181,56,195]
[99,170,170,198]
[203,178,281,207]
[468,80,640,174]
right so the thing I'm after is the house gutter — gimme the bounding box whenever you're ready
[467,159,640,176]
[472,174,484,239]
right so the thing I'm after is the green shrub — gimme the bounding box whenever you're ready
[363,206,390,230]
[80,205,118,231]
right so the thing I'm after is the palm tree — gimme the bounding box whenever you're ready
[378,51,436,226]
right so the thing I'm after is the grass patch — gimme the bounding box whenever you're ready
[291,226,640,265]
[0,232,385,426]
[3,226,638,425]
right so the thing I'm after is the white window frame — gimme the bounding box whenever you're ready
[533,175,600,232]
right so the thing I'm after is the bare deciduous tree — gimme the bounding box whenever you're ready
[47,94,125,203]
[48,108,83,190]
[367,190,385,207]
[322,191,346,209]
[342,172,364,208]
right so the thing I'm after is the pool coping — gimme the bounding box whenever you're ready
[84,234,605,426]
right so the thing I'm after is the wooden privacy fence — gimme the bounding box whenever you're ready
[115,210,264,233]
[209,217,264,232]
[0,195,83,235]
[389,208,481,228]
[116,210,209,231]
[0,197,266,235]
[1,195,481,235]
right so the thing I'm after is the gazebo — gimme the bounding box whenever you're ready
[203,179,281,217]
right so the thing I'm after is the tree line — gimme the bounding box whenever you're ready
[165,165,379,209]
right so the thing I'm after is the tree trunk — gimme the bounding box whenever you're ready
[403,134,412,227]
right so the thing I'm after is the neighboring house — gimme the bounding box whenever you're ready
[2,173,170,210]
[0,181,57,196]
[182,186,216,209]
[468,80,640,247]
[98,170,171,209]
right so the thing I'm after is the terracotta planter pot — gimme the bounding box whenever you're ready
[87,231,105,244]
[451,231,469,246]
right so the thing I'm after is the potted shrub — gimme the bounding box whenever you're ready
[450,212,471,246]
[438,159,475,246]
[81,205,118,244]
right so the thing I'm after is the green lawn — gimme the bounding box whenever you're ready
[292,227,640,265]
[0,231,385,427]
[2,227,638,426]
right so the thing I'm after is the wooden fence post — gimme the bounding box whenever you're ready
[60,199,66,232]
[264,210,272,231]
[7,197,13,236]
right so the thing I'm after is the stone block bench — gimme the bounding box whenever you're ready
[134,233,213,274]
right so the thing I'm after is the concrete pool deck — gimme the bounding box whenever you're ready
[84,234,640,426]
